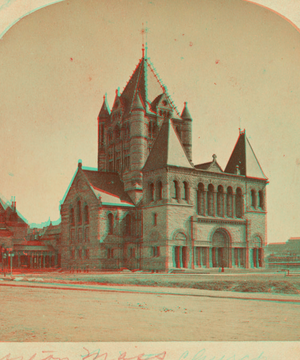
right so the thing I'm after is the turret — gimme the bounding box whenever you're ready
[180,102,193,162]
[123,91,147,204]
[97,95,110,171]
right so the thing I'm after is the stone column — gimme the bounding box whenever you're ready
[260,247,265,268]
[231,247,236,267]
[200,248,203,267]
[43,254,46,268]
[209,247,213,268]
[228,247,232,268]
[204,191,208,216]
[172,246,176,268]
[222,193,226,218]
[179,247,183,268]
[213,191,217,217]
[30,254,33,269]
[17,254,20,268]
[205,248,209,268]
[233,193,236,218]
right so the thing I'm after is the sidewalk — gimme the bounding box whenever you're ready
[1,277,300,303]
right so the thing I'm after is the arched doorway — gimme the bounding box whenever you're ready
[212,229,230,267]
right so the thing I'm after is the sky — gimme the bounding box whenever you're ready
[0,0,300,244]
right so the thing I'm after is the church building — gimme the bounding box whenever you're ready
[60,53,268,272]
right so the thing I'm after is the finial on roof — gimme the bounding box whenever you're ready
[78,160,82,169]
[141,23,148,58]
[212,154,217,162]
[181,102,192,120]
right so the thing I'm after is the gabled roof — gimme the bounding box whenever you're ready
[143,118,193,172]
[225,130,267,179]
[82,170,135,207]
[195,157,223,173]
[121,57,180,118]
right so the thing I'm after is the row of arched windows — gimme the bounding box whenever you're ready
[197,184,243,218]
[70,201,89,225]
[148,180,190,202]
[147,180,265,216]
[108,213,132,236]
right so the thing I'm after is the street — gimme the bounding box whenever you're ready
[1,282,300,341]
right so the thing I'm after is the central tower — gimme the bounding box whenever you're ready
[97,55,193,204]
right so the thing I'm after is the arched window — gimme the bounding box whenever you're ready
[149,183,154,202]
[259,190,264,210]
[77,201,82,224]
[156,181,163,200]
[125,214,131,236]
[251,189,257,208]
[197,183,205,216]
[217,185,224,217]
[207,184,214,216]
[172,180,179,200]
[227,187,233,217]
[153,213,157,226]
[236,187,243,218]
[183,181,189,201]
[70,208,75,225]
[108,213,114,235]
[84,205,89,224]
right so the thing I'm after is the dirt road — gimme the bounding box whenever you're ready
[1,283,300,342]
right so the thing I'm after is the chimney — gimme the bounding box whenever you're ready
[11,196,16,212]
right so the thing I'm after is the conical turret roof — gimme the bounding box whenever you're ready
[225,130,267,179]
[181,102,192,120]
[143,118,193,171]
[98,96,110,119]
[132,90,145,110]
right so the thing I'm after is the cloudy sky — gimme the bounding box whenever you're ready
[0,0,300,244]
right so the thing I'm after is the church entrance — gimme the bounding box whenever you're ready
[212,229,230,267]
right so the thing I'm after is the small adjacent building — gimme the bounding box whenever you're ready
[266,238,300,269]
[0,194,61,271]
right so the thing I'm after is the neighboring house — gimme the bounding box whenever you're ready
[266,238,300,269]
[0,199,61,270]
[0,196,29,268]
[59,52,268,272]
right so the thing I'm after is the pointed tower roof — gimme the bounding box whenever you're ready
[225,130,267,179]
[98,95,110,120]
[181,102,192,120]
[132,90,145,111]
[143,118,193,171]
[121,57,180,118]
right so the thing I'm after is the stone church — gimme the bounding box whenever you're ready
[60,53,268,272]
